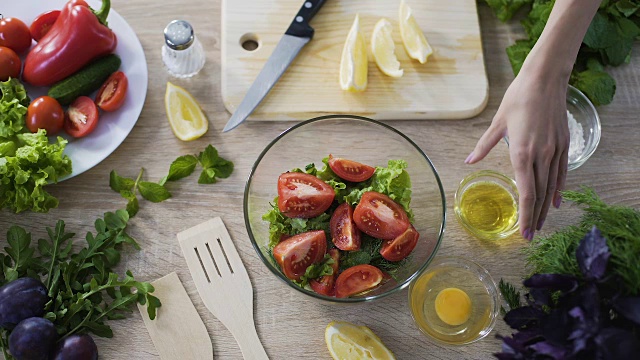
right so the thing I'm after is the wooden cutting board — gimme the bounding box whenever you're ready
[221,0,488,121]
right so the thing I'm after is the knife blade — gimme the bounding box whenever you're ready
[223,0,327,132]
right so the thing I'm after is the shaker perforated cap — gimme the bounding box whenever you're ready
[164,20,195,50]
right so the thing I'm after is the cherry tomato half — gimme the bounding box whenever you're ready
[309,249,340,296]
[277,172,335,218]
[380,225,419,262]
[26,96,65,135]
[0,46,21,81]
[0,17,32,54]
[273,230,327,281]
[328,155,375,182]
[353,192,410,240]
[29,10,60,42]
[335,264,383,298]
[95,71,128,112]
[330,202,361,251]
[64,96,99,138]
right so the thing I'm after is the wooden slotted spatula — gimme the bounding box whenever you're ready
[177,217,269,360]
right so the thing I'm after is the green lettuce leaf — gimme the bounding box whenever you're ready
[262,201,331,248]
[0,78,29,138]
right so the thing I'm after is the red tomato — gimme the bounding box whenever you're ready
[29,10,61,42]
[95,71,128,112]
[0,46,21,81]
[353,192,410,240]
[277,172,335,218]
[335,264,383,298]
[273,230,327,281]
[26,96,65,135]
[330,202,361,251]
[0,17,32,54]
[310,249,340,296]
[380,225,419,262]
[328,155,375,182]
[64,96,99,138]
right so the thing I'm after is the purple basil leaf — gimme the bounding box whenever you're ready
[504,306,546,330]
[612,296,640,326]
[528,288,551,307]
[493,354,518,360]
[523,273,578,294]
[567,284,601,354]
[541,309,573,344]
[576,226,610,280]
[529,341,568,360]
[595,328,640,359]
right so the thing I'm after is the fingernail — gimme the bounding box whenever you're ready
[523,228,530,240]
[528,230,535,241]
[554,195,562,209]
[536,219,545,231]
[465,151,475,164]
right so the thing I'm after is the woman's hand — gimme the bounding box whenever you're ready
[465,68,569,241]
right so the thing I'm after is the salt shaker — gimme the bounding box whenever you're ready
[162,20,205,78]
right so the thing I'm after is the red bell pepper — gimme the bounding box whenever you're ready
[23,0,117,87]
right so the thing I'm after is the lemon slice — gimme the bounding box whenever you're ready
[339,14,368,91]
[165,82,209,141]
[371,18,403,78]
[399,0,433,64]
[325,321,396,360]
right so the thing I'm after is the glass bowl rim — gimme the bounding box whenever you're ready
[566,85,601,170]
[243,114,447,303]
[407,255,501,345]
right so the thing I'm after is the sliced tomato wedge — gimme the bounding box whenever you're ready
[380,225,419,262]
[310,249,340,296]
[330,202,361,251]
[273,230,327,281]
[335,264,384,298]
[277,172,335,218]
[95,71,128,112]
[29,10,60,42]
[353,192,410,240]
[328,155,375,182]
[64,96,99,138]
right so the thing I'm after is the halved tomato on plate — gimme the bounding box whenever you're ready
[310,249,340,296]
[335,264,384,298]
[380,225,419,262]
[330,202,361,251]
[328,155,375,182]
[277,172,335,218]
[353,192,410,240]
[64,96,99,138]
[273,230,327,281]
[96,71,128,112]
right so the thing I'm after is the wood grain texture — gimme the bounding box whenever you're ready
[221,0,488,120]
[1,1,640,360]
[137,272,213,360]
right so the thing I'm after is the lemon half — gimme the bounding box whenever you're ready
[371,19,403,78]
[399,0,433,64]
[339,14,368,91]
[165,82,209,141]
[325,321,396,360]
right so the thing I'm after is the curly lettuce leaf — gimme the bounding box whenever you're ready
[262,201,331,248]
[0,130,72,213]
[0,78,29,138]
[294,254,335,288]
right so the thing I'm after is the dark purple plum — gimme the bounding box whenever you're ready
[51,334,98,360]
[8,317,57,360]
[0,277,48,329]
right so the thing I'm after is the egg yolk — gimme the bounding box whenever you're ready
[434,287,472,326]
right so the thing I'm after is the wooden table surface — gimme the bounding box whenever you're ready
[3,1,640,359]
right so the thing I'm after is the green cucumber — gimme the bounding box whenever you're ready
[48,55,121,106]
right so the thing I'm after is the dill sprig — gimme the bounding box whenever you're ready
[524,187,640,295]
[498,278,522,316]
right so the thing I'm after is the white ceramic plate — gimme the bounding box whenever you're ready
[4,0,148,180]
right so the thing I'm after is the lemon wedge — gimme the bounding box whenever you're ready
[325,321,396,360]
[165,82,209,141]
[371,18,403,78]
[339,14,368,91]
[399,0,433,64]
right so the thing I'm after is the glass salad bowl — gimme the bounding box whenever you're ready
[244,115,446,303]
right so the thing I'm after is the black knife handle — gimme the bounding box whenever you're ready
[285,0,327,39]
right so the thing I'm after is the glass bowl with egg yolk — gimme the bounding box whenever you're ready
[408,256,500,345]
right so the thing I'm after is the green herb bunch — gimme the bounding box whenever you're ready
[0,210,161,357]
[485,0,640,106]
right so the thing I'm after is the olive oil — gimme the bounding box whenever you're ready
[458,181,517,237]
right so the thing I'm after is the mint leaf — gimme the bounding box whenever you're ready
[119,190,139,217]
[615,0,640,17]
[212,159,234,179]
[484,0,531,22]
[109,170,135,192]
[198,145,219,169]
[137,182,171,203]
[521,1,553,41]
[571,69,616,106]
[198,168,217,184]
[164,155,198,183]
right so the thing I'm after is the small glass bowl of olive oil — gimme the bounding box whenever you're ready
[454,170,519,241]
[408,256,500,345]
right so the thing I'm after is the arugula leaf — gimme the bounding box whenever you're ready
[0,78,29,138]
[571,69,616,106]
[484,0,531,22]
[138,181,171,203]
[38,221,75,292]
[4,226,35,282]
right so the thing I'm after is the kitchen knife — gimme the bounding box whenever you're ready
[223,0,327,132]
